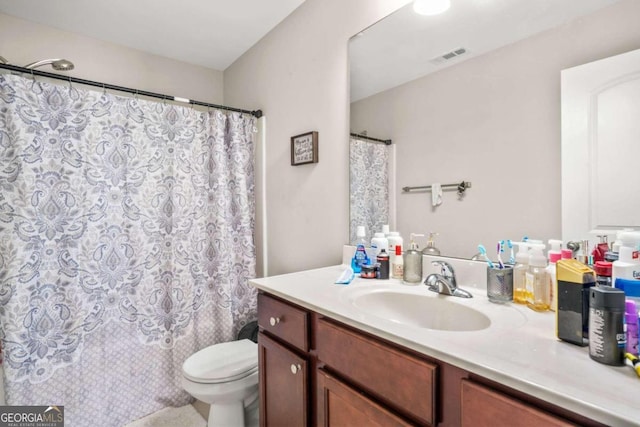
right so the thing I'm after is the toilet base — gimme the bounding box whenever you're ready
[205,393,258,427]
[208,401,243,427]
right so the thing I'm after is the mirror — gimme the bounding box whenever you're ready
[349,0,639,259]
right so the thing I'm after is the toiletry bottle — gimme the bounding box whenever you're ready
[391,245,404,280]
[351,225,370,274]
[612,246,640,287]
[526,244,549,312]
[589,286,626,366]
[556,259,596,346]
[547,240,562,312]
[422,232,441,256]
[512,242,530,304]
[626,300,639,356]
[575,240,589,265]
[611,229,633,254]
[594,261,613,287]
[376,249,390,280]
[403,233,424,285]
[387,231,403,255]
[592,234,610,263]
[382,224,390,237]
[371,232,389,256]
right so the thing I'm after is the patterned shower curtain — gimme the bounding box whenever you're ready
[0,73,257,426]
[349,136,390,244]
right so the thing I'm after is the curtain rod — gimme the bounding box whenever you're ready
[0,63,263,118]
[350,132,392,145]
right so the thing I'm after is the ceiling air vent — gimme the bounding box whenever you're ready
[430,47,467,64]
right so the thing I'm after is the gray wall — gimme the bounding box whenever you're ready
[0,14,224,105]
[351,0,640,258]
[224,0,410,275]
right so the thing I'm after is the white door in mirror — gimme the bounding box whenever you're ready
[562,48,640,243]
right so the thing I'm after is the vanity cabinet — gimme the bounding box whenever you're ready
[258,291,606,427]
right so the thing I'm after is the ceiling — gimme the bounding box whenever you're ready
[0,0,306,70]
[350,0,622,101]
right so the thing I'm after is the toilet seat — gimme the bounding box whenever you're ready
[183,339,258,384]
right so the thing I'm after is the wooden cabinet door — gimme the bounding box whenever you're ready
[317,369,414,427]
[259,332,308,427]
[316,318,436,425]
[461,380,573,427]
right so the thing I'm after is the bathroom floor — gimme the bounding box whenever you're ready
[124,404,206,427]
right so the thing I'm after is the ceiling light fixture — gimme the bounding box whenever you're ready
[413,0,451,16]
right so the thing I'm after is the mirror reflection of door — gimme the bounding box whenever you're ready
[562,48,640,242]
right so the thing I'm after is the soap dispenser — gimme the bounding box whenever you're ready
[422,232,441,256]
[403,233,424,285]
[526,244,549,312]
[512,242,531,304]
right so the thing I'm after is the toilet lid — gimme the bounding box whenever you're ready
[183,339,258,383]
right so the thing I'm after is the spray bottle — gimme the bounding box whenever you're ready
[403,233,425,285]
[547,240,562,312]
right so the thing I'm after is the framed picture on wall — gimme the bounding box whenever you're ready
[291,131,319,166]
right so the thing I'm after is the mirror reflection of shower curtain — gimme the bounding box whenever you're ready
[0,73,257,426]
[349,136,391,244]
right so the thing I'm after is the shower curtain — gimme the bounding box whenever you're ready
[349,135,390,244]
[0,73,257,426]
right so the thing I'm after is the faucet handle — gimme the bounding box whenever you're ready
[431,260,455,278]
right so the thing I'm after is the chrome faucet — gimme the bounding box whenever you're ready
[424,261,472,298]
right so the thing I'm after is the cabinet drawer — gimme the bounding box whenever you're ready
[461,380,573,427]
[316,318,437,426]
[258,293,309,352]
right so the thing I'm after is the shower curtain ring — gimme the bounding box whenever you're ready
[102,83,106,96]
[29,69,39,92]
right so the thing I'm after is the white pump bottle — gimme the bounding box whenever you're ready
[547,240,562,312]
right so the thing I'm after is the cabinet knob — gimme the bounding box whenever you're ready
[269,316,280,326]
[290,364,301,374]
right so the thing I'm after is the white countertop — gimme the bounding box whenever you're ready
[250,264,640,427]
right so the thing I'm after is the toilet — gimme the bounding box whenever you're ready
[182,339,259,427]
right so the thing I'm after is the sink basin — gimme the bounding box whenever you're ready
[351,290,491,331]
